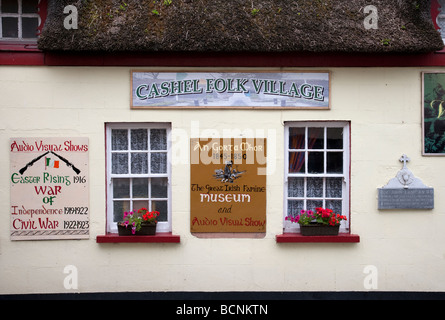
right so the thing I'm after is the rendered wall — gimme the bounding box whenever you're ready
[1,66,444,294]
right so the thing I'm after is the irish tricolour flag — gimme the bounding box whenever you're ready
[45,157,59,169]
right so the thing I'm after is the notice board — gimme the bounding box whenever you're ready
[10,138,89,240]
[190,138,266,233]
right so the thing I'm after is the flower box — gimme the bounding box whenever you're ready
[117,208,159,235]
[117,223,157,236]
[300,223,340,236]
[138,223,156,235]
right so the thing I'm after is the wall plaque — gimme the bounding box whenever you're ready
[10,138,89,240]
[378,189,434,209]
[131,71,330,109]
[190,138,266,233]
[378,155,434,210]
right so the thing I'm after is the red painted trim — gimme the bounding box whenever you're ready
[276,233,360,243]
[0,51,44,65]
[96,233,180,243]
[0,51,431,67]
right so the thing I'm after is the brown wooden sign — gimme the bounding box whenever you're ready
[190,138,266,233]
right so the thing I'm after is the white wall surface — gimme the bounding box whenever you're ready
[1,66,445,294]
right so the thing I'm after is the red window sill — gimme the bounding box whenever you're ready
[96,232,180,243]
[276,233,360,243]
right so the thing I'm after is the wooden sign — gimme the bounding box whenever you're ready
[132,71,330,109]
[190,138,267,233]
[10,138,89,240]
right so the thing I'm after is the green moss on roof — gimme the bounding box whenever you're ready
[38,0,444,53]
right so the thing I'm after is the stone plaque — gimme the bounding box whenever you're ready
[378,188,434,209]
[378,154,434,210]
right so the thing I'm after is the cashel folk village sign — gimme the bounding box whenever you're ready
[190,138,267,233]
[10,138,89,241]
[131,71,330,109]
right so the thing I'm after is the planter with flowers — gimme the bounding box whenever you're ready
[285,207,347,236]
[117,208,159,236]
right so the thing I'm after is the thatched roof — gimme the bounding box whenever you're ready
[38,0,444,53]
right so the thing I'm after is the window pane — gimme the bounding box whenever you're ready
[307,177,323,197]
[327,152,343,173]
[131,129,148,150]
[22,17,38,38]
[151,153,167,173]
[327,128,343,149]
[2,0,18,13]
[133,178,148,198]
[113,201,130,222]
[289,152,305,173]
[326,178,342,198]
[288,177,304,198]
[131,153,148,174]
[113,178,130,198]
[308,152,324,173]
[112,129,128,150]
[150,129,167,150]
[2,17,18,38]
[288,200,303,217]
[22,0,39,13]
[308,127,324,149]
[152,177,168,198]
[307,200,323,212]
[133,200,149,213]
[112,153,128,174]
[153,200,168,221]
[289,127,305,149]
[326,200,342,214]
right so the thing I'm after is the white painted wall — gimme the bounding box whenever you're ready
[1,66,444,294]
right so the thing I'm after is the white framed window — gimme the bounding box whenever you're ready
[106,123,172,233]
[0,0,40,40]
[284,121,350,233]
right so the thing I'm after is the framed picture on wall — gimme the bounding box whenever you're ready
[422,71,445,156]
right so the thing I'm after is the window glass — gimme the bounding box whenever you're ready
[131,129,148,150]
[2,0,18,13]
[327,128,343,149]
[289,127,305,149]
[289,152,305,173]
[112,129,128,150]
[22,0,38,13]
[151,153,167,173]
[22,16,37,38]
[112,153,128,174]
[308,127,324,149]
[150,129,167,150]
[131,153,148,174]
[2,17,18,37]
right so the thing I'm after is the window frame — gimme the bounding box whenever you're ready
[0,0,41,41]
[0,0,47,53]
[284,121,351,234]
[105,122,172,234]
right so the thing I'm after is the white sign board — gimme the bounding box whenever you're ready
[131,71,330,109]
[10,138,89,240]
